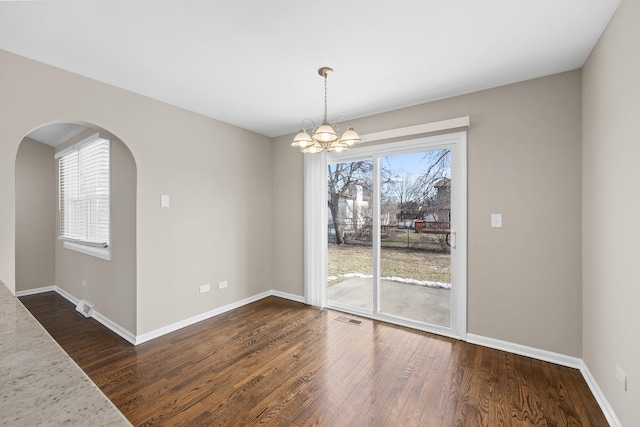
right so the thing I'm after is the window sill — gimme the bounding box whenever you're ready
[63,241,111,261]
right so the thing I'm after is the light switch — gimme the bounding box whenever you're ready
[491,213,502,228]
[161,195,170,208]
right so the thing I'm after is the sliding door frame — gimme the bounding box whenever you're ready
[304,119,468,339]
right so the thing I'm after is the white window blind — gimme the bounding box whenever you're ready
[57,134,110,249]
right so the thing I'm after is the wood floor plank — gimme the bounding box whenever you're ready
[409,338,456,426]
[19,292,609,426]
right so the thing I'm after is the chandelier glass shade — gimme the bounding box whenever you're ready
[291,67,361,154]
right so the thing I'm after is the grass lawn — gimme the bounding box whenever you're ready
[328,242,450,285]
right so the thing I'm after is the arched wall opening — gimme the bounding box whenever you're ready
[15,121,138,338]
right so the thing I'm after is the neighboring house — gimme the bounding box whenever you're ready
[380,200,396,228]
[396,179,451,228]
[329,184,371,233]
[396,201,423,228]
[434,178,451,223]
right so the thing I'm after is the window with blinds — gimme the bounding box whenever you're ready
[56,133,110,253]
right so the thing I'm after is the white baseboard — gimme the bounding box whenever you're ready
[18,286,305,346]
[135,290,306,344]
[54,286,137,345]
[54,286,79,305]
[17,285,137,345]
[578,360,622,427]
[466,333,583,369]
[91,311,137,345]
[270,290,306,303]
[467,333,619,426]
[15,286,55,297]
[135,290,273,344]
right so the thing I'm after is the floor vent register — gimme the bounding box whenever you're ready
[335,316,362,326]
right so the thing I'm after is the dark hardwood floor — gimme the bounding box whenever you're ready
[19,292,608,426]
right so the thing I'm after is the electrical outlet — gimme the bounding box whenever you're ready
[616,365,628,391]
[218,281,228,290]
[82,278,87,287]
[199,284,211,294]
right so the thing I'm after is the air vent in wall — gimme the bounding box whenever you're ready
[75,300,94,318]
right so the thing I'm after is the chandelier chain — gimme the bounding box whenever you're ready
[323,74,328,122]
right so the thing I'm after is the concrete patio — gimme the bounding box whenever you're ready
[327,278,450,326]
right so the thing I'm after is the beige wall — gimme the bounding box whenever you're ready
[273,70,583,357]
[0,49,273,335]
[54,129,137,334]
[582,0,640,424]
[15,138,55,292]
[271,134,304,297]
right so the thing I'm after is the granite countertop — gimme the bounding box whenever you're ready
[0,282,131,426]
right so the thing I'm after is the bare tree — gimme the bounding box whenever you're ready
[382,169,415,204]
[327,161,372,245]
[381,168,419,226]
[412,149,451,251]
[412,149,451,216]
[327,151,448,246]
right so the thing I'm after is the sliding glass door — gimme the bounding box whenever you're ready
[324,132,466,337]
[378,149,451,326]
[326,160,374,312]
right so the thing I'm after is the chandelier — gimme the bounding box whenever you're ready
[291,67,361,154]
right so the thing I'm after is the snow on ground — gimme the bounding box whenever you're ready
[327,272,451,290]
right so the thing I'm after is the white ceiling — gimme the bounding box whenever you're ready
[26,123,89,147]
[0,1,620,138]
